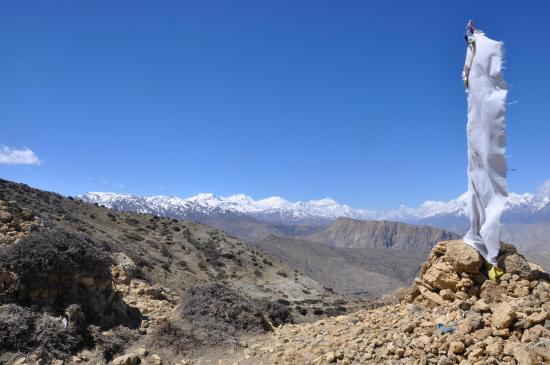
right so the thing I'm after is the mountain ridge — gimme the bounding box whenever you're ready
[304,217,461,250]
[80,186,550,226]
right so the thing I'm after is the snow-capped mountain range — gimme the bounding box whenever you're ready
[79,183,550,229]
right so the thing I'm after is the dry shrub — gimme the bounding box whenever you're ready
[255,299,293,327]
[179,283,271,344]
[0,228,111,312]
[0,304,83,360]
[148,318,200,354]
[88,325,138,361]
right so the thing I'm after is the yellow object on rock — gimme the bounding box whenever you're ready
[488,266,504,281]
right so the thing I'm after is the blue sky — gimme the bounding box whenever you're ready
[1,0,549,209]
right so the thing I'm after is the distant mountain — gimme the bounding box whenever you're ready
[80,192,371,225]
[303,218,460,251]
[413,192,550,233]
[80,186,550,229]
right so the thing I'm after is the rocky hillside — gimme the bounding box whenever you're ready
[253,235,427,298]
[0,179,338,307]
[221,240,550,364]
[304,217,460,250]
[0,179,352,364]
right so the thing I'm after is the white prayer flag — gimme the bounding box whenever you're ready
[462,30,508,266]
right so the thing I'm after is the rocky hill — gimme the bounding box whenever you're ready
[212,240,550,365]
[304,217,460,250]
[0,179,351,364]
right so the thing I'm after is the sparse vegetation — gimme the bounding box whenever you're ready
[0,304,84,359]
[179,283,271,344]
[147,319,199,354]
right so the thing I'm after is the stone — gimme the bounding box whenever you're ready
[493,328,510,338]
[401,322,415,334]
[151,354,162,365]
[491,303,517,329]
[513,345,538,365]
[468,347,485,360]
[527,311,547,325]
[0,211,13,223]
[417,335,431,346]
[137,347,148,357]
[486,341,503,357]
[437,356,454,365]
[439,289,454,301]
[480,280,507,303]
[445,240,483,273]
[472,328,493,341]
[502,253,532,280]
[419,286,446,305]
[112,354,139,365]
[532,345,550,363]
[422,262,460,290]
[448,341,465,354]
[324,351,336,363]
[521,324,546,342]
[472,299,490,313]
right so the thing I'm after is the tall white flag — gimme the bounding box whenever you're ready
[462,29,508,266]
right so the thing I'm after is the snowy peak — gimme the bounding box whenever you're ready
[79,184,550,226]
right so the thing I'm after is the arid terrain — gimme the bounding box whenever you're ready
[0,179,358,364]
[1,178,548,365]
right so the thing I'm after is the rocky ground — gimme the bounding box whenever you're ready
[0,180,357,365]
[205,240,549,365]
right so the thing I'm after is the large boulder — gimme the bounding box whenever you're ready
[420,240,483,291]
[501,253,532,280]
[445,240,483,273]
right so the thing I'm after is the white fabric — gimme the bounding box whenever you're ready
[462,31,508,266]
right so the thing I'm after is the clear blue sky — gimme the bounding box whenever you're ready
[1,0,549,209]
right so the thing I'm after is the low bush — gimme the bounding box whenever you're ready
[89,325,138,361]
[255,299,294,327]
[147,319,199,355]
[179,283,271,344]
[0,229,112,316]
[0,304,83,360]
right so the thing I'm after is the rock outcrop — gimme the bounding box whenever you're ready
[0,199,39,246]
[305,218,461,250]
[239,240,550,364]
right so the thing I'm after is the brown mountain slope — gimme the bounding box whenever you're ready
[305,217,460,250]
[253,235,428,298]
[1,179,371,363]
